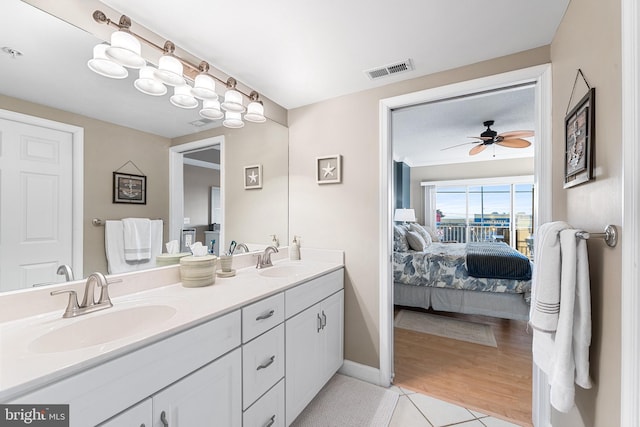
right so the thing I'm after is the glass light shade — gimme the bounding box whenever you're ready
[154,55,185,86]
[191,74,218,100]
[244,101,266,123]
[199,99,224,120]
[170,85,198,109]
[134,66,167,96]
[223,111,244,128]
[87,43,128,79]
[221,89,246,113]
[105,31,146,69]
[393,208,416,223]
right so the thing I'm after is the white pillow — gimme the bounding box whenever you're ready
[405,230,428,251]
[409,223,433,245]
[422,225,441,242]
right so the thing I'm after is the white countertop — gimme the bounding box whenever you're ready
[0,251,343,402]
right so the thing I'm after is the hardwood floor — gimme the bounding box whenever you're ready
[393,306,533,427]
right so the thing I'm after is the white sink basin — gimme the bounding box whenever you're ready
[258,264,308,278]
[28,305,177,353]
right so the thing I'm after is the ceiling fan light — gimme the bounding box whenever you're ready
[244,101,266,123]
[134,66,167,96]
[223,111,244,128]
[221,89,246,113]
[199,99,224,120]
[87,43,128,79]
[105,30,146,69]
[191,74,218,100]
[154,55,185,86]
[170,85,198,109]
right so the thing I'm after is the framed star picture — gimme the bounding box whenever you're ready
[316,155,342,184]
[244,164,262,189]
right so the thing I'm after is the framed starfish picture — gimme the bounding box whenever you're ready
[316,155,342,184]
[244,164,262,189]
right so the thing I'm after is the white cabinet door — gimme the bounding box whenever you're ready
[320,290,344,385]
[152,348,242,427]
[98,399,152,427]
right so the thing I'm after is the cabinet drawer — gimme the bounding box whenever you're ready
[243,379,284,427]
[285,269,343,318]
[242,324,285,409]
[242,293,284,343]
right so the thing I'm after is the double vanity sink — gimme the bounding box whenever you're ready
[0,250,345,415]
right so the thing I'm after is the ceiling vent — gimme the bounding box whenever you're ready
[365,59,414,80]
[189,118,216,127]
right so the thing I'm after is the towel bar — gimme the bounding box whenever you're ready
[575,224,618,247]
[92,218,163,226]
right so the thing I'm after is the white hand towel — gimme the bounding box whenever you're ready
[105,220,163,274]
[529,221,571,332]
[122,218,152,261]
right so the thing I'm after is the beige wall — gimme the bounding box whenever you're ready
[288,46,550,368]
[0,94,170,276]
[172,120,289,248]
[550,0,622,425]
[409,158,534,224]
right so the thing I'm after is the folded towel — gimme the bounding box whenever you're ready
[105,220,163,274]
[122,218,152,261]
[529,221,571,332]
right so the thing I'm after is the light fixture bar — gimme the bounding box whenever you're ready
[92,10,263,105]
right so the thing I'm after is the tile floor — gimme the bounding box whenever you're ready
[388,386,524,427]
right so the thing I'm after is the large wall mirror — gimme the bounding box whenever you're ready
[0,0,288,292]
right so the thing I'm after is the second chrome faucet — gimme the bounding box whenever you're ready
[51,272,119,318]
[256,246,279,269]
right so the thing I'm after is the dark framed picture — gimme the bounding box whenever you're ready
[564,88,595,189]
[316,155,342,184]
[244,164,262,189]
[113,172,146,204]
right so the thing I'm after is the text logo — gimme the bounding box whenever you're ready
[0,405,68,427]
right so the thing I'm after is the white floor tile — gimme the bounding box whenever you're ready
[468,409,487,418]
[408,393,477,427]
[389,395,433,427]
[453,421,485,426]
[480,417,525,427]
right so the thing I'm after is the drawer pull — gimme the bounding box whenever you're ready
[317,313,322,333]
[321,310,327,329]
[263,414,276,427]
[160,411,169,427]
[256,309,275,321]
[257,355,276,370]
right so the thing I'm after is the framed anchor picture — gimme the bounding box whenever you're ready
[316,155,342,184]
[113,172,146,204]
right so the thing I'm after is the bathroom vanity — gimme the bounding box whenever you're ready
[0,249,344,427]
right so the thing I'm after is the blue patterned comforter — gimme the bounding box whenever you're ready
[393,243,532,302]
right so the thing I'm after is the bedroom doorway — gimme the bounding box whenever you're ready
[379,64,552,427]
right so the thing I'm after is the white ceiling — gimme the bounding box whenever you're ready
[2,0,566,162]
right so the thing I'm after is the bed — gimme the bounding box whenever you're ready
[393,224,532,321]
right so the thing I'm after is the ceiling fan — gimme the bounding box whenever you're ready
[443,120,534,156]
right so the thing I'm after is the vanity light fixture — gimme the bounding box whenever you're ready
[88,10,266,127]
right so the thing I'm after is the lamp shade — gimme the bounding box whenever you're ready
[394,208,416,223]
[105,30,146,69]
[170,85,198,109]
[199,99,224,120]
[223,111,244,128]
[87,43,128,79]
[191,74,218,100]
[244,101,266,123]
[134,66,167,96]
[220,88,246,113]
[154,55,185,86]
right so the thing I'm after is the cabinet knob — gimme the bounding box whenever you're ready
[160,410,169,427]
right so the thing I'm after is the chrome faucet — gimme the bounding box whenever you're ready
[56,264,74,282]
[256,246,279,269]
[51,272,118,318]
[235,243,250,253]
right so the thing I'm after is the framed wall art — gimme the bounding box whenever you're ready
[113,172,146,204]
[564,87,595,189]
[244,164,262,189]
[316,155,342,184]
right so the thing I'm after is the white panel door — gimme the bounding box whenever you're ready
[0,118,73,290]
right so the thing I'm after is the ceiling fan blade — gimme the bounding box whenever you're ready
[469,144,487,156]
[468,136,493,141]
[441,141,479,151]
[499,130,534,139]
[496,138,531,148]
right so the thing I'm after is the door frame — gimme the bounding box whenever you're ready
[378,64,552,425]
[169,136,225,248]
[0,108,84,279]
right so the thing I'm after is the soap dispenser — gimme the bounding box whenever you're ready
[270,234,280,248]
[290,235,301,261]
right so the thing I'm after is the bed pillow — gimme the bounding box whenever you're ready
[409,223,433,246]
[405,230,428,251]
[422,224,441,242]
[393,225,411,252]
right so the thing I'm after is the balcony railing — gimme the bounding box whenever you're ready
[436,223,533,259]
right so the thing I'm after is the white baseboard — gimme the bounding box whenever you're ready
[339,360,387,387]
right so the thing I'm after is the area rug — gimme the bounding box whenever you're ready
[291,374,399,427]
[394,310,497,347]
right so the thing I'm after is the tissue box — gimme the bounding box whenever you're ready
[180,255,217,287]
[156,252,191,267]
